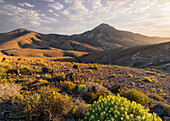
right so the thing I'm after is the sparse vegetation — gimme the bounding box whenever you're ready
[0,57,169,120]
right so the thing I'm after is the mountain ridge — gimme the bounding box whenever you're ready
[0,23,170,65]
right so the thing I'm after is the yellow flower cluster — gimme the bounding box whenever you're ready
[82,95,162,121]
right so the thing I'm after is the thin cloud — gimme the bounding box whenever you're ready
[48,2,64,10]
[64,0,72,4]
[48,9,53,12]
[18,2,35,8]
[44,0,55,2]
[0,0,170,37]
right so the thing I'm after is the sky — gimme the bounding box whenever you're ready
[0,0,170,37]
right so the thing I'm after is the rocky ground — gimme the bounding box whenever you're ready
[0,57,169,120]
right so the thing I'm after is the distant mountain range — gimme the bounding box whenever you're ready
[0,23,170,66]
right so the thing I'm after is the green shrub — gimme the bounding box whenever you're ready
[72,98,88,119]
[20,67,31,75]
[78,84,86,91]
[147,93,164,102]
[95,79,102,83]
[0,62,10,69]
[81,84,110,104]
[21,88,74,120]
[122,89,149,106]
[142,77,153,83]
[112,73,116,78]
[89,64,98,69]
[55,73,65,81]
[82,95,162,121]
[62,81,76,91]
[0,67,7,73]
[128,74,133,78]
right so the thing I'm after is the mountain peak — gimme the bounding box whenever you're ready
[98,23,110,27]
[12,28,31,33]
[95,23,116,30]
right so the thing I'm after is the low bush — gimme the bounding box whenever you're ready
[81,95,162,121]
[128,74,133,78]
[81,83,111,104]
[55,73,65,81]
[0,62,10,69]
[0,83,21,101]
[89,64,98,69]
[147,93,164,102]
[62,81,76,91]
[122,89,149,106]
[20,67,31,75]
[21,88,74,120]
[72,98,88,119]
[78,84,86,91]
[142,77,153,83]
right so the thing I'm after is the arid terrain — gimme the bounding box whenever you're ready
[0,24,170,121]
[0,56,169,120]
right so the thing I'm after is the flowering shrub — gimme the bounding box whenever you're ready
[82,95,162,121]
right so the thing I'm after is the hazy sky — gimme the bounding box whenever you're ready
[0,0,170,37]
